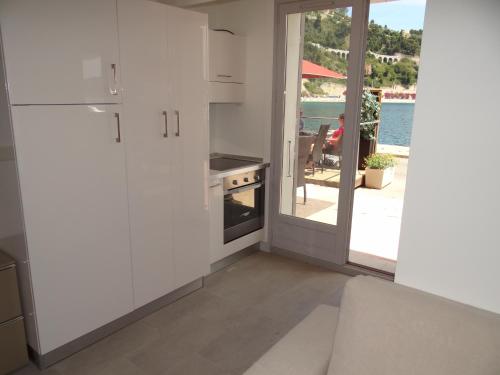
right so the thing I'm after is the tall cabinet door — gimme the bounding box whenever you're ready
[117,0,176,308]
[167,7,210,288]
[11,105,133,354]
[0,0,121,105]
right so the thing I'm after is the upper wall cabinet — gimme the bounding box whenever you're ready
[209,30,245,84]
[0,0,121,105]
[208,29,245,103]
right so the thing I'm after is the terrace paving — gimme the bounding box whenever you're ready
[295,156,408,274]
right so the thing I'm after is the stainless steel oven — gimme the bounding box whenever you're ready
[223,169,265,244]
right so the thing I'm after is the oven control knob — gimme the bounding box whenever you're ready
[232,180,238,185]
[255,175,260,181]
[244,177,249,182]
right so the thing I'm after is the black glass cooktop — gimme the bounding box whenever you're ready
[210,157,257,171]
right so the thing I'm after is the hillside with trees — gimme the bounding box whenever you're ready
[303,10,421,93]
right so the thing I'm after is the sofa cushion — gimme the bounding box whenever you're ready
[244,305,339,375]
[327,276,500,375]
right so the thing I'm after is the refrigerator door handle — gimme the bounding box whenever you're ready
[110,63,119,96]
[114,113,121,143]
[175,110,180,137]
[162,110,168,138]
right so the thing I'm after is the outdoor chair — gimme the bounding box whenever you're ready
[297,135,315,204]
[309,124,330,175]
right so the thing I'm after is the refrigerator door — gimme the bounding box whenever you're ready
[0,0,122,105]
[11,104,133,354]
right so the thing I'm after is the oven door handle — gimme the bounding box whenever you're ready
[224,182,263,195]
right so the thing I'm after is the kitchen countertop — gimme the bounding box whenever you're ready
[209,153,270,186]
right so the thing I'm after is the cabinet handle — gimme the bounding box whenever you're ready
[287,140,292,177]
[175,110,180,137]
[0,264,15,271]
[162,110,168,138]
[110,63,118,95]
[217,74,232,78]
[114,113,121,143]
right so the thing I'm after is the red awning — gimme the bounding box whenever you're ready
[302,60,346,79]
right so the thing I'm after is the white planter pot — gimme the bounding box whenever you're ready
[365,167,395,189]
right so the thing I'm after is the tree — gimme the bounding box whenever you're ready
[303,9,421,89]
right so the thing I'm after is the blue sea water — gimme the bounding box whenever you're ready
[301,102,414,147]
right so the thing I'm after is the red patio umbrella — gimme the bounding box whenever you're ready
[301,60,347,79]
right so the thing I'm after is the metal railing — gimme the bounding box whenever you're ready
[301,116,339,121]
[301,116,381,126]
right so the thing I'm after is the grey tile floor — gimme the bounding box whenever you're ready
[14,252,350,375]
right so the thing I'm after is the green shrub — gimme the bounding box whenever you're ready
[360,90,381,141]
[364,153,396,169]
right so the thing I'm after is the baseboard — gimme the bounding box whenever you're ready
[30,277,203,369]
[271,247,394,281]
[210,245,258,273]
[258,241,271,252]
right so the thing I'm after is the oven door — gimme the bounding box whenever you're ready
[224,182,265,244]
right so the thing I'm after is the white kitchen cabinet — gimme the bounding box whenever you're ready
[0,0,210,360]
[209,182,224,263]
[208,30,245,103]
[209,30,245,84]
[11,105,133,354]
[168,6,211,288]
[0,0,122,105]
[118,0,209,305]
[117,0,176,308]
[209,82,245,104]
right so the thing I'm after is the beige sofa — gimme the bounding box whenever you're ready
[244,275,500,375]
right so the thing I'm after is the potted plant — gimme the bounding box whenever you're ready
[364,153,396,189]
[358,90,381,169]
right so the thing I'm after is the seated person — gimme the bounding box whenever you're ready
[324,113,344,154]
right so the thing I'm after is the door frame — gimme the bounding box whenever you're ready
[269,0,370,264]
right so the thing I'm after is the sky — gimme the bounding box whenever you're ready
[369,0,427,31]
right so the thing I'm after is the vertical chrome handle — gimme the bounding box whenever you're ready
[287,140,292,177]
[162,110,168,138]
[175,110,180,137]
[114,113,121,143]
[110,63,118,95]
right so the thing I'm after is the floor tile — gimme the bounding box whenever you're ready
[12,252,350,375]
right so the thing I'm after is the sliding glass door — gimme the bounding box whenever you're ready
[270,0,370,264]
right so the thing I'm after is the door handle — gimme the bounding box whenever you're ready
[110,63,118,95]
[175,110,180,137]
[162,110,168,138]
[287,140,292,177]
[114,112,121,143]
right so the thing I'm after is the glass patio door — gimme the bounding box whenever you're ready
[271,0,370,265]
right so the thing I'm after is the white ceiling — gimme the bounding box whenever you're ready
[158,0,237,8]
[161,0,400,8]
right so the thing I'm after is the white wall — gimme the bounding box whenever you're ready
[195,0,274,161]
[395,0,500,314]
